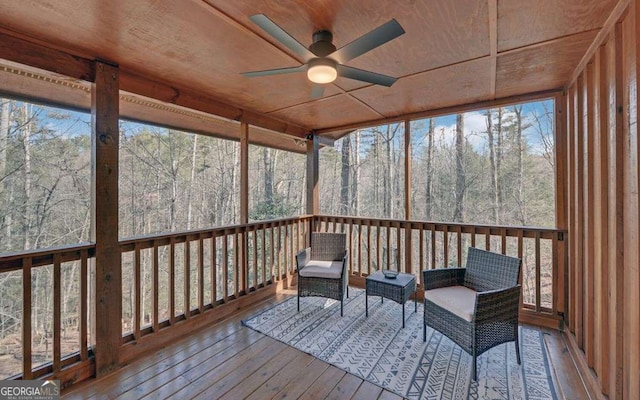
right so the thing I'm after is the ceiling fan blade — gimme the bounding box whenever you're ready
[249,14,315,62]
[337,65,398,87]
[330,19,405,64]
[242,65,306,77]
[311,85,325,99]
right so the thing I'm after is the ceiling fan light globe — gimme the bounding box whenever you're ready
[307,64,337,83]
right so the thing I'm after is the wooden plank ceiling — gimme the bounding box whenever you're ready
[0,0,620,139]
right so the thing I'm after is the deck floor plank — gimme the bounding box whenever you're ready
[298,365,347,400]
[216,346,305,400]
[325,373,364,400]
[178,339,287,399]
[132,330,264,399]
[351,380,385,400]
[270,358,330,400]
[245,350,316,400]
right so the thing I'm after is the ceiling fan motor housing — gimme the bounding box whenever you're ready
[309,30,336,57]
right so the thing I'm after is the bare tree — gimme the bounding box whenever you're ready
[425,118,435,220]
[340,136,351,215]
[453,114,465,222]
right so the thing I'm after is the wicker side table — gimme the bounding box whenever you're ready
[365,271,417,328]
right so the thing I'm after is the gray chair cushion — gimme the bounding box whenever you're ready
[298,260,344,279]
[424,285,476,322]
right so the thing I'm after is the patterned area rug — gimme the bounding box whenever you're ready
[242,288,557,400]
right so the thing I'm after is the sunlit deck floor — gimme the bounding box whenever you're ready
[63,291,589,400]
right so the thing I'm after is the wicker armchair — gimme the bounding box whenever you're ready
[422,247,522,380]
[296,232,349,316]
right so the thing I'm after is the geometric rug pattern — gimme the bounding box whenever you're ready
[242,288,557,400]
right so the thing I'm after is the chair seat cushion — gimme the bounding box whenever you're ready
[299,260,343,279]
[424,285,476,322]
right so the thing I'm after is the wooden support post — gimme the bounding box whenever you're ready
[91,60,121,376]
[404,120,413,275]
[306,134,319,215]
[240,122,249,292]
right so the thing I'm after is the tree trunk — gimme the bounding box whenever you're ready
[22,103,32,250]
[496,108,504,220]
[340,136,351,215]
[263,147,274,205]
[353,130,360,215]
[385,126,392,217]
[425,118,435,220]
[453,114,465,222]
[0,99,9,183]
[486,109,499,224]
[186,134,198,230]
[514,105,526,224]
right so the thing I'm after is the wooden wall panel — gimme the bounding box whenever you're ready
[606,24,625,400]
[565,1,640,398]
[621,4,640,400]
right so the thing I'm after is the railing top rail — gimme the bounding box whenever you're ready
[0,242,95,273]
[119,215,313,247]
[313,214,566,234]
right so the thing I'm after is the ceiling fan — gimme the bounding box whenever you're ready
[242,14,405,96]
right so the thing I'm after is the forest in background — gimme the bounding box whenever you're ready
[0,97,555,378]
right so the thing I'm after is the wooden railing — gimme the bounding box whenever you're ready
[0,214,565,384]
[118,216,312,354]
[314,215,566,326]
[0,243,95,382]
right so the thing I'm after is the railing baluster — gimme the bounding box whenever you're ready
[134,244,142,334]
[284,224,289,280]
[253,230,258,289]
[234,230,240,297]
[375,223,380,272]
[223,234,229,302]
[80,249,88,360]
[396,224,402,272]
[211,234,217,306]
[184,239,190,318]
[430,224,436,269]
[419,226,424,274]
[261,227,267,285]
[485,227,491,250]
[152,243,159,332]
[471,226,476,248]
[535,231,542,312]
[443,225,449,267]
[198,235,204,313]
[358,220,370,275]
[552,232,559,315]
[169,237,175,324]
[269,225,274,281]
[386,225,391,270]
[53,253,61,373]
[22,257,33,379]
[456,225,462,266]
[501,228,507,255]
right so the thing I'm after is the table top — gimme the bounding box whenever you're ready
[366,270,415,287]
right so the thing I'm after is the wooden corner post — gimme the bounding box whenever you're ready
[306,134,319,234]
[240,122,249,291]
[91,60,121,376]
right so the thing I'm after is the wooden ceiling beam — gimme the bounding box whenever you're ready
[0,30,94,82]
[314,88,562,135]
[489,0,498,99]
[0,29,308,138]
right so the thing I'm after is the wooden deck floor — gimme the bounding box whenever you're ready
[63,293,590,400]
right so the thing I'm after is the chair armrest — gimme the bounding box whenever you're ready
[296,248,311,272]
[341,249,349,277]
[422,268,466,290]
[474,285,521,324]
